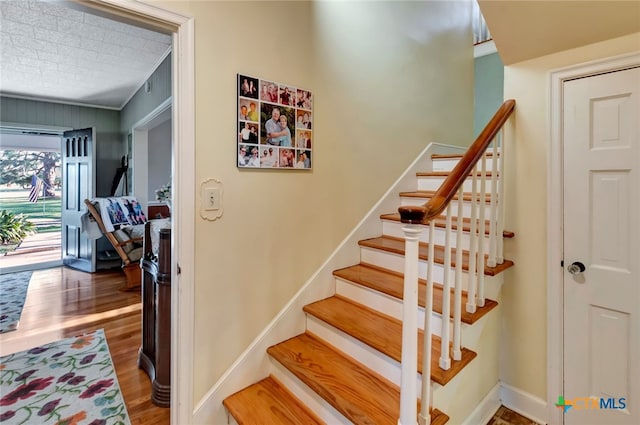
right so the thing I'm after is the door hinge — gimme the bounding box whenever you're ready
[561,260,564,267]
[177,264,181,275]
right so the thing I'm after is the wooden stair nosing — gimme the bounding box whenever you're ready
[267,332,450,425]
[303,295,477,386]
[223,375,325,425]
[333,263,498,325]
[399,190,493,203]
[358,235,514,276]
[380,212,515,238]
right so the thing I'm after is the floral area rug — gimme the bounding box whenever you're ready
[0,329,131,425]
[0,271,32,334]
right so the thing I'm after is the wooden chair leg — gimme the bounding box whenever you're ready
[121,262,142,291]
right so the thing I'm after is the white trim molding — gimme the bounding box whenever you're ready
[461,383,501,425]
[500,383,547,425]
[82,2,196,425]
[548,51,640,425]
[474,40,497,58]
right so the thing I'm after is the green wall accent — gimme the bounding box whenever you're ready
[474,52,504,137]
[120,54,172,134]
[0,96,121,197]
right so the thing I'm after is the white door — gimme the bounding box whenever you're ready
[61,128,96,272]
[563,67,640,425]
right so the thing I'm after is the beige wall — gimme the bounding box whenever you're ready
[501,33,640,400]
[155,0,473,404]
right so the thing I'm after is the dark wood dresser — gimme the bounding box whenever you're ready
[138,222,171,407]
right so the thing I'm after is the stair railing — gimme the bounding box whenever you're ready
[397,99,515,425]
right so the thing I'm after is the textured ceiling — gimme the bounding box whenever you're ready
[479,0,640,65]
[0,0,172,109]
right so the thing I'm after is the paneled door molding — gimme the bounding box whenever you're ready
[548,52,640,425]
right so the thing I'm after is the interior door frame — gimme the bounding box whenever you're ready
[80,1,195,424]
[0,123,69,274]
[131,97,172,213]
[548,52,640,425]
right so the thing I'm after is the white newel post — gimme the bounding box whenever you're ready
[399,225,423,425]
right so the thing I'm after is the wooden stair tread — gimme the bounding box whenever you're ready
[223,375,325,425]
[400,190,492,202]
[304,296,477,386]
[268,332,449,425]
[380,212,515,238]
[359,235,514,276]
[333,263,498,324]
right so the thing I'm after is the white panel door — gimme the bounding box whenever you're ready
[563,67,640,425]
[61,127,96,272]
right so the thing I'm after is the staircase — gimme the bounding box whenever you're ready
[223,101,515,424]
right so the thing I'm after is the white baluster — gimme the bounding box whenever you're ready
[488,139,499,267]
[419,220,436,425]
[439,206,452,370]
[452,186,463,361]
[399,225,422,425]
[466,165,478,314]
[497,130,506,264]
[477,154,487,308]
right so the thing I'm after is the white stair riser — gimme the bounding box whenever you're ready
[307,316,433,401]
[382,219,491,252]
[400,196,483,217]
[417,176,479,192]
[361,246,470,289]
[334,277,455,337]
[306,316,427,395]
[269,359,350,425]
[306,315,404,385]
[432,157,497,172]
[360,246,505,294]
[431,159,460,172]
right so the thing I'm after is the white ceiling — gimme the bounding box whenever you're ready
[0,0,172,109]
[479,0,640,65]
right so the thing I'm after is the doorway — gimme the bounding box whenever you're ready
[0,127,64,273]
[131,99,172,215]
[549,54,640,425]
[77,2,195,424]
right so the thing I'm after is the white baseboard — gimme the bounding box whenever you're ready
[461,383,501,425]
[500,382,548,424]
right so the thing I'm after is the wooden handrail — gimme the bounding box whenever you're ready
[398,99,515,224]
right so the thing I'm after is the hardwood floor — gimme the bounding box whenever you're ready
[487,406,540,425]
[0,266,170,425]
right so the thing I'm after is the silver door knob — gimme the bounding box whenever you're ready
[567,261,585,275]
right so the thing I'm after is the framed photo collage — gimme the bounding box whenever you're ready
[237,74,313,169]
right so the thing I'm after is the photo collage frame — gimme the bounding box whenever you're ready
[237,74,313,169]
